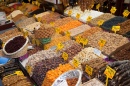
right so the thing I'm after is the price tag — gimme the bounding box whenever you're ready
[36,39,40,46]
[73,59,79,68]
[98,39,106,50]
[110,6,117,14]
[50,22,55,26]
[32,38,36,44]
[87,16,92,22]
[52,7,55,12]
[56,43,64,51]
[123,10,130,17]
[94,48,101,57]
[37,17,41,22]
[55,28,61,34]
[80,38,88,48]
[14,71,24,76]
[75,35,81,43]
[66,31,70,37]
[35,1,38,5]
[76,13,80,19]
[26,66,32,74]
[112,26,120,33]
[62,52,68,61]
[23,31,28,38]
[85,65,93,76]
[24,12,28,16]
[97,20,104,26]
[104,66,116,79]
[33,14,36,18]
[96,4,100,11]
[68,10,72,16]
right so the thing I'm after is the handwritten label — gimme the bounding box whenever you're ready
[68,10,72,16]
[52,7,55,12]
[98,39,106,50]
[36,39,40,46]
[14,71,23,76]
[96,4,100,11]
[110,6,117,14]
[55,28,61,34]
[97,20,104,26]
[56,43,64,51]
[66,31,70,37]
[73,59,79,68]
[112,26,120,33]
[123,10,130,17]
[62,52,68,61]
[37,17,41,22]
[104,66,116,79]
[85,65,93,76]
[87,16,92,22]
[76,13,80,19]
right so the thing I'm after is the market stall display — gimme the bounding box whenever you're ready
[12,14,28,23]
[35,11,51,19]
[7,10,23,18]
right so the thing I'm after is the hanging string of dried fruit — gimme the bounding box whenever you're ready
[78,0,94,12]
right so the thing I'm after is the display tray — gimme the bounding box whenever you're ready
[0,59,37,86]
[109,42,130,61]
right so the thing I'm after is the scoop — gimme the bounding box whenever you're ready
[0,57,10,65]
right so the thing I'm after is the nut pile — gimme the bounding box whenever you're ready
[81,27,103,39]
[117,19,130,35]
[12,14,27,23]
[26,49,59,76]
[111,43,130,60]
[88,31,129,55]
[34,24,55,39]
[101,16,127,31]
[32,57,67,86]
[90,13,115,26]
[81,58,107,78]
[68,24,91,37]
[41,12,61,24]
[5,36,26,53]
[59,20,83,32]
[78,0,94,11]
[17,17,36,28]
[2,74,32,86]
[67,78,78,86]
[42,64,74,86]
[44,36,70,49]
[35,11,50,19]
[54,17,74,27]
[69,47,106,69]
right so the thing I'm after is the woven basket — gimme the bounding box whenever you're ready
[3,35,29,58]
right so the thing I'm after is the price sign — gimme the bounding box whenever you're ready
[97,20,104,26]
[87,16,92,22]
[75,35,81,43]
[36,39,40,46]
[110,6,117,14]
[104,66,116,79]
[98,39,106,50]
[56,43,64,51]
[23,31,28,38]
[80,38,88,48]
[96,4,100,11]
[37,17,41,22]
[68,10,72,16]
[73,59,79,68]
[85,65,93,76]
[32,38,36,44]
[76,13,80,19]
[52,7,55,12]
[112,26,120,33]
[66,31,70,37]
[14,71,23,76]
[50,22,55,26]
[26,66,32,74]
[55,28,61,34]
[123,10,130,17]
[62,52,68,61]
